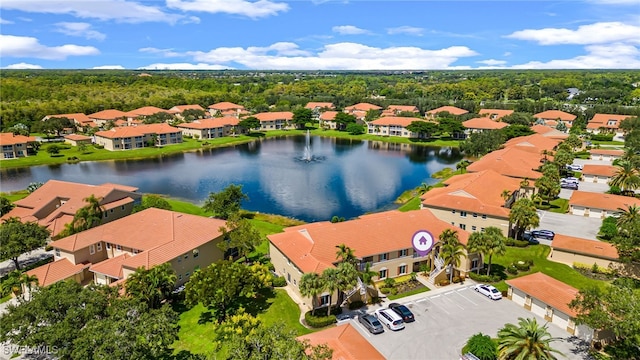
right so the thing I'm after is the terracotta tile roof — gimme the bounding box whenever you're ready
[582,164,616,177]
[569,191,640,212]
[545,120,558,127]
[297,323,385,360]
[552,234,618,260]
[253,111,294,122]
[43,113,92,125]
[534,110,576,121]
[467,147,543,179]
[176,118,240,130]
[88,109,128,120]
[388,105,419,113]
[268,209,470,274]
[421,170,520,218]
[479,109,514,120]
[370,116,423,127]
[26,258,88,287]
[462,117,509,130]
[208,102,245,110]
[89,253,131,278]
[95,123,180,139]
[169,104,205,113]
[305,102,335,110]
[124,106,170,117]
[507,272,579,317]
[319,111,338,121]
[344,103,382,111]
[64,134,92,141]
[504,134,562,153]
[589,149,624,156]
[426,106,468,116]
[529,125,569,139]
[0,133,37,145]
[98,183,139,192]
[587,114,633,130]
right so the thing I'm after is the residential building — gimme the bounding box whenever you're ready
[42,113,96,130]
[167,104,206,117]
[343,103,382,120]
[297,324,385,360]
[0,133,37,159]
[64,134,92,146]
[268,209,476,311]
[530,125,570,140]
[1,180,140,238]
[534,110,576,129]
[124,106,171,121]
[305,102,335,111]
[253,111,295,130]
[420,170,524,236]
[384,105,420,116]
[467,147,544,180]
[94,123,182,151]
[479,109,514,120]
[41,208,228,287]
[569,191,640,218]
[25,258,89,289]
[176,118,242,139]
[506,272,589,337]
[503,133,562,154]
[462,117,508,134]
[586,114,633,137]
[208,102,245,117]
[549,234,619,269]
[425,106,468,119]
[319,111,339,129]
[581,164,616,184]
[367,116,424,138]
[88,109,128,126]
[589,149,624,162]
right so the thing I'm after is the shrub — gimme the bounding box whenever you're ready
[383,278,396,288]
[379,287,391,294]
[304,311,336,328]
[590,134,614,141]
[607,186,622,195]
[612,277,640,289]
[93,144,104,149]
[437,279,450,286]
[506,265,519,275]
[513,261,530,272]
[370,296,382,304]
[348,300,364,310]
[452,276,462,284]
[505,238,529,247]
[44,244,53,252]
[271,276,286,287]
[468,272,501,283]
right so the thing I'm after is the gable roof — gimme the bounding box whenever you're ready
[43,113,92,125]
[124,106,170,117]
[421,170,521,218]
[506,272,579,317]
[208,102,245,110]
[587,114,633,130]
[581,164,616,177]
[426,106,468,116]
[462,117,509,130]
[95,123,180,139]
[88,109,128,120]
[169,104,205,113]
[305,102,335,110]
[268,209,469,274]
[64,134,92,141]
[479,109,514,120]
[387,105,419,113]
[534,110,576,121]
[176,118,239,129]
[504,134,562,153]
[569,191,640,212]
[253,111,294,122]
[26,258,88,287]
[467,147,543,179]
[297,324,385,360]
[0,133,37,145]
[370,116,423,127]
[344,103,382,112]
[552,234,618,260]
[89,253,131,278]
[319,111,339,121]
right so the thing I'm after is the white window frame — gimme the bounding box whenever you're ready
[96,242,102,252]
[89,244,95,255]
[379,253,388,262]
[115,244,122,252]
[379,268,388,279]
[398,265,407,275]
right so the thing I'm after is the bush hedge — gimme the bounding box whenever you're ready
[505,238,529,247]
[590,134,614,141]
[513,261,531,271]
[304,306,342,328]
[348,300,364,310]
[506,265,519,275]
[272,276,287,287]
[468,272,501,283]
[437,279,450,286]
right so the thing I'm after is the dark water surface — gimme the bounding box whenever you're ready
[0,136,462,222]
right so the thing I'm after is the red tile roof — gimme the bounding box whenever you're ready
[44,113,93,125]
[552,234,618,260]
[581,164,616,177]
[89,253,131,278]
[421,170,521,218]
[319,111,338,121]
[507,272,579,317]
[467,147,543,179]
[370,116,423,127]
[208,102,245,110]
[169,104,205,113]
[64,134,92,141]
[26,258,88,287]
[297,324,385,360]
[426,106,468,116]
[305,102,335,110]
[253,111,294,122]
[95,123,180,139]
[569,191,640,212]
[88,109,128,120]
[0,133,37,145]
[387,105,419,113]
[504,134,562,153]
[587,114,633,130]
[479,109,514,120]
[176,118,240,130]
[534,110,576,121]
[125,106,170,117]
[589,149,624,156]
[462,117,509,130]
[344,103,382,111]
[268,209,469,274]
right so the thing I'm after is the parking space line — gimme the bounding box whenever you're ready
[454,289,478,305]
[415,299,427,303]
[425,297,450,315]
[440,293,465,310]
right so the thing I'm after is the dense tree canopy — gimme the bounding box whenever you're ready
[0,218,50,270]
[202,184,249,220]
[0,196,15,216]
[460,130,506,157]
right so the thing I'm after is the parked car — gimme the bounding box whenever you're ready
[561,182,579,190]
[522,232,540,244]
[375,309,405,331]
[388,303,415,323]
[358,314,384,334]
[474,284,502,300]
[566,164,583,171]
[561,177,579,184]
[531,229,555,240]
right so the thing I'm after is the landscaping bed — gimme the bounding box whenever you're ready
[379,276,430,300]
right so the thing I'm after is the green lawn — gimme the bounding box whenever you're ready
[0,190,30,202]
[591,140,625,146]
[489,245,608,292]
[548,198,569,214]
[311,129,461,147]
[398,197,421,212]
[387,286,430,300]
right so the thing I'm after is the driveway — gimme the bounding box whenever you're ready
[350,286,591,360]
[535,211,601,240]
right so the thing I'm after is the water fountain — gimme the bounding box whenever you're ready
[302,130,312,162]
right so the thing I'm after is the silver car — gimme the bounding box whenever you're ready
[358,314,384,334]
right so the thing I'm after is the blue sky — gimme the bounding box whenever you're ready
[1,0,639,70]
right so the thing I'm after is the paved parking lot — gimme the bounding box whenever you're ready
[535,210,601,240]
[350,286,591,360]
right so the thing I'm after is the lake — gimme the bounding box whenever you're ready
[0,135,462,222]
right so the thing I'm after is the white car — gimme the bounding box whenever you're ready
[566,164,583,171]
[475,284,502,300]
[375,309,405,331]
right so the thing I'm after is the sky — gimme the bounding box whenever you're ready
[1,0,639,70]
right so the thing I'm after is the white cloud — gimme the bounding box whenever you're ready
[0,0,183,24]
[0,17,14,24]
[587,0,640,4]
[138,63,233,70]
[332,25,370,35]
[166,0,288,19]
[512,43,640,69]
[477,59,507,66]
[187,41,478,70]
[139,47,182,57]
[55,22,106,41]
[0,35,99,60]
[3,62,43,69]
[506,22,640,45]
[92,65,125,69]
[503,52,512,57]
[387,26,424,36]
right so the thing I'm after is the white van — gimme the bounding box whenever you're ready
[375,309,405,331]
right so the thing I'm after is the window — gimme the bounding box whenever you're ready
[185,272,190,277]
[398,265,407,275]
[460,211,467,218]
[193,249,199,258]
[471,258,479,270]
[116,244,121,252]
[320,294,330,306]
[104,211,108,218]
[121,205,125,211]
[55,249,60,257]
[473,213,478,218]
[184,254,189,260]
[472,226,477,231]
[96,243,102,252]
[293,279,297,286]
[379,253,388,262]
[451,210,456,214]
[482,214,487,220]
[481,227,485,232]
[379,268,388,279]
[287,273,291,282]
[106,243,111,250]
[398,249,408,257]
[178,274,182,281]
[460,224,466,230]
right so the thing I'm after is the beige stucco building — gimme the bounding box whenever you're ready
[94,123,182,151]
[0,133,37,159]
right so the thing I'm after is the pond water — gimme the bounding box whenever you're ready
[0,135,462,222]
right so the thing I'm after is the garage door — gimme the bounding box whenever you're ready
[590,209,603,219]
[572,206,586,216]
[531,298,546,318]
[583,175,595,183]
[510,288,526,307]
[553,310,569,330]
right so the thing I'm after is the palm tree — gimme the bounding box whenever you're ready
[497,317,562,360]
[509,198,540,240]
[439,228,460,247]
[20,273,39,301]
[417,182,431,195]
[321,267,340,316]
[299,272,326,316]
[500,190,512,202]
[439,230,467,282]
[456,160,471,173]
[125,263,177,309]
[609,160,640,195]
[466,232,486,274]
[480,227,506,276]
[336,262,359,305]
[359,263,378,304]
[616,204,640,228]
[335,244,357,268]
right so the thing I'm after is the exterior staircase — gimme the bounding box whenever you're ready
[428,256,446,284]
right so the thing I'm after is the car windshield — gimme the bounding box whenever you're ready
[491,288,499,293]
[393,320,403,325]
[371,320,381,326]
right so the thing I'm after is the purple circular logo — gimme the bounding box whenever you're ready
[412,230,434,257]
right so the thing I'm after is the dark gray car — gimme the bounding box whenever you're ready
[358,314,384,334]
